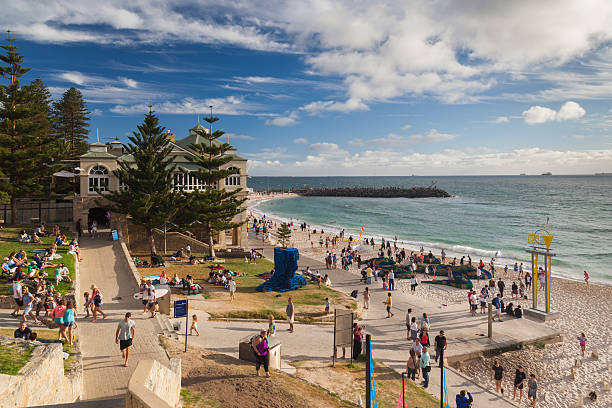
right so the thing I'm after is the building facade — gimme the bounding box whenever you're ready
[72,124,248,249]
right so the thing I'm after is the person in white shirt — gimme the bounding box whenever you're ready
[470,292,478,316]
[11,280,23,317]
[145,281,156,318]
[411,338,423,356]
[228,277,236,302]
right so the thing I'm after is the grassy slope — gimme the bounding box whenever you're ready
[0,343,33,375]
[135,256,357,321]
[0,227,76,295]
[0,328,78,374]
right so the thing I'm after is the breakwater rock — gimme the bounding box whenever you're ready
[295,186,451,198]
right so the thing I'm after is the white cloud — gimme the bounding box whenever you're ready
[265,111,299,127]
[401,124,412,130]
[110,96,256,115]
[293,138,308,144]
[90,108,103,116]
[556,101,586,120]
[250,146,612,176]
[308,142,347,157]
[495,116,509,123]
[58,71,89,85]
[119,77,138,88]
[6,1,612,114]
[522,101,586,125]
[353,129,457,147]
[243,147,295,160]
[226,133,255,141]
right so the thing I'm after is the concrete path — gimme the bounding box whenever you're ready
[174,235,523,407]
[77,235,169,401]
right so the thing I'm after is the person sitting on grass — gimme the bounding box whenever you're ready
[14,321,32,340]
[31,233,41,244]
[18,230,31,243]
[67,240,82,262]
[1,257,12,277]
[35,224,46,237]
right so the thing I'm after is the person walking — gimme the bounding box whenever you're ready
[456,390,473,408]
[353,323,364,360]
[51,299,67,341]
[513,365,527,402]
[21,287,40,324]
[190,315,200,336]
[115,312,135,367]
[251,329,270,377]
[419,346,431,388]
[409,274,418,294]
[363,287,370,310]
[404,348,419,381]
[469,291,478,316]
[405,308,412,340]
[491,360,505,394]
[492,294,503,322]
[577,332,587,357]
[383,292,394,318]
[286,297,295,333]
[91,285,107,322]
[497,278,505,298]
[388,270,395,290]
[434,330,447,367]
[583,270,589,284]
[410,317,419,341]
[527,374,538,407]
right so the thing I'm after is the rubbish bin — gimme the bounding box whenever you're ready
[239,334,282,370]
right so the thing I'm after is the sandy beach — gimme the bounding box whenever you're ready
[248,193,612,408]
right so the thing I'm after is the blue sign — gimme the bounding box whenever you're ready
[174,299,188,318]
[111,230,119,241]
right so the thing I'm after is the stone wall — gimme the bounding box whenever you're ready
[126,358,181,408]
[125,222,210,255]
[0,337,81,408]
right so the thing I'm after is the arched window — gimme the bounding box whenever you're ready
[225,167,240,186]
[88,165,109,192]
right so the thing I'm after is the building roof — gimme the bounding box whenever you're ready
[80,151,118,159]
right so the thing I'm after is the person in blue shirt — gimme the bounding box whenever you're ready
[456,390,473,408]
[419,346,431,388]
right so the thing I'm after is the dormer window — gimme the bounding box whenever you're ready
[88,165,109,192]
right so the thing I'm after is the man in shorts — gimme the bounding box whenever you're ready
[286,297,295,333]
[115,312,136,367]
[11,279,23,317]
[491,360,505,393]
[513,365,527,402]
[492,294,503,322]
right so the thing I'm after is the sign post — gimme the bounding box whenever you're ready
[174,299,188,352]
[333,309,354,366]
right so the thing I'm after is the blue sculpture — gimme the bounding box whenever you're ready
[257,247,307,292]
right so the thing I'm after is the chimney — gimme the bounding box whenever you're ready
[165,129,176,142]
[110,140,123,155]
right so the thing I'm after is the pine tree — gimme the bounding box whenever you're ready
[176,112,246,257]
[53,87,90,158]
[277,222,292,247]
[104,109,178,254]
[0,32,61,222]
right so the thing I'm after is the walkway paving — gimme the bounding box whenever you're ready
[171,236,536,407]
[77,234,169,401]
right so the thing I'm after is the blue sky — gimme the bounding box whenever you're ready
[4,0,612,175]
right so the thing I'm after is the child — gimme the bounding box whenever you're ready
[383,292,394,318]
[83,291,92,318]
[577,332,587,357]
[267,314,276,336]
[190,314,199,336]
[54,267,61,286]
[325,297,330,314]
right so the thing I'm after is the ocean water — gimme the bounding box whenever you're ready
[248,176,612,284]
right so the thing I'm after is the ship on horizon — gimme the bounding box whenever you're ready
[594,172,612,176]
[541,172,552,176]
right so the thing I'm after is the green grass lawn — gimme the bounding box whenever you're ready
[0,343,33,375]
[133,255,357,321]
[0,227,76,295]
[0,328,78,374]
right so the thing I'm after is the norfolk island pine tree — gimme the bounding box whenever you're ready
[104,109,178,254]
[175,112,246,258]
[277,222,291,247]
[0,32,62,222]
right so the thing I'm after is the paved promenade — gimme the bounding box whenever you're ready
[77,235,168,401]
[173,236,546,407]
